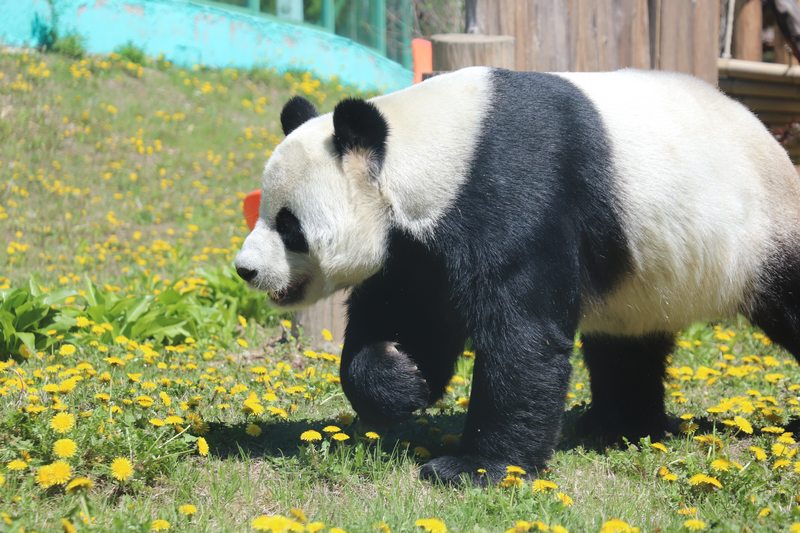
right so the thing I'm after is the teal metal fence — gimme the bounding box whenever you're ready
[213,0,414,69]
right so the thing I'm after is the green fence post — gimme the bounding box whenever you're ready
[247,0,259,12]
[399,0,412,69]
[321,0,335,32]
[372,0,387,55]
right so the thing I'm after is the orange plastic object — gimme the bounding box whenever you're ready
[412,38,432,84]
[243,189,261,231]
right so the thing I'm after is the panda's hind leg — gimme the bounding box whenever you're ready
[747,251,800,362]
[577,332,676,445]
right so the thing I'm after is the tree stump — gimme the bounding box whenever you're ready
[294,291,348,344]
[430,33,515,71]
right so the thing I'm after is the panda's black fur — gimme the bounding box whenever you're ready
[238,67,800,485]
[343,70,637,481]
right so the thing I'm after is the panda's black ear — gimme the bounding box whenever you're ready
[281,96,318,136]
[332,98,388,168]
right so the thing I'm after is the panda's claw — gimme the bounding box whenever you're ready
[420,455,525,486]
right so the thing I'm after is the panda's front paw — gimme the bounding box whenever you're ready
[419,456,525,486]
[342,342,430,425]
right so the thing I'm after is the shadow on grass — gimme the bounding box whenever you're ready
[204,412,469,462]
[204,405,800,463]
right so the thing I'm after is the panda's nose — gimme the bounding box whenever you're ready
[236,266,258,282]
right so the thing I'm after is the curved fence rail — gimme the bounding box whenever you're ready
[0,0,413,92]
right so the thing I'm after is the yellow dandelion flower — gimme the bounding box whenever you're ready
[62,518,77,533]
[506,465,526,476]
[773,459,791,469]
[650,442,668,453]
[332,432,350,442]
[65,477,93,493]
[365,431,380,440]
[50,412,76,434]
[151,519,170,531]
[7,459,27,470]
[500,475,524,488]
[532,479,558,492]
[683,519,707,531]
[710,459,730,472]
[790,523,800,533]
[307,522,325,533]
[0,473,4,487]
[322,425,341,433]
[53,438,78,458]
[758,507,770,518]
[251,515,304,532]
[178,504,197,516]
[36,461,72,488]
[505,520,531,533]
[761,425,785,434]
[599,519,639,533]
[110,457,133,481]
[733,416,753,434]
[556,491,573,506]
[197,437,209,456]
[321,328,333,341]
[330,529,347,533]
[59,344,76,356]
[688,474,722,489]
[300,430,322,442]
[246,423,262,437]
[750,446,767,461]
[415,518,447,533]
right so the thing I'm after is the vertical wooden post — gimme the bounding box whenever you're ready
[247,0,259,13]
[734,0,763,61]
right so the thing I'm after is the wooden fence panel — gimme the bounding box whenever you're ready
[474,0,716,81]
[650,0,720,84]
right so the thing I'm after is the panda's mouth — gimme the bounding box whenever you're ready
[269,275,310,306]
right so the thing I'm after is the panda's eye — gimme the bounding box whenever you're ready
[275,207,309,253]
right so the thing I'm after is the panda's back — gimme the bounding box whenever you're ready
[377,68,799,336]
[555,70,800,335]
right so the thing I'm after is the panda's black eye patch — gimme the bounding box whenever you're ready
[275,207,309,253]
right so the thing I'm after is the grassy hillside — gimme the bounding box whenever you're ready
[2,49,800,532]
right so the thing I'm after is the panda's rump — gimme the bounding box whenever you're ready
[561,70,799,336]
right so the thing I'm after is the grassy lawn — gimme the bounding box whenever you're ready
[2,49,800,532]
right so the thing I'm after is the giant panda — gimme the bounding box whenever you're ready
[234,67,800,484]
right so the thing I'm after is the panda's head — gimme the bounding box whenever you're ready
[234,95,391,310]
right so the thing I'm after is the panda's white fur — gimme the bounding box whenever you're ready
[557,70,800,335]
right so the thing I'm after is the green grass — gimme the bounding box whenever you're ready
[2,49,800,532]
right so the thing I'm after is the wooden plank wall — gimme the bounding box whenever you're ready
[475,0,719,84]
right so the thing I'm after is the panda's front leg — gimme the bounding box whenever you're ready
[420,320,574,485]
[339,251,467,425]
